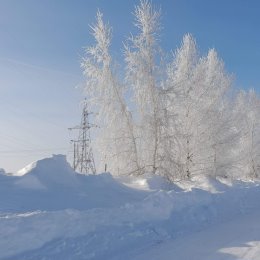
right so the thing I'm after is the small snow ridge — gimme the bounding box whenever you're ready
[120,173,182,191]
[16,162,37,176]
[15,154,79,189]
[177,175,229,193]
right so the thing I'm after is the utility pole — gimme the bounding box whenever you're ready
[69,99,96,175]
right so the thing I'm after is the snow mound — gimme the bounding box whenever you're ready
[15,154,79,189]
[0,155,148,212]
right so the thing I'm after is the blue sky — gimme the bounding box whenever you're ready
[0,0,259,172]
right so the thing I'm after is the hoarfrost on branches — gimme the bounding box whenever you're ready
[81,0,260,181]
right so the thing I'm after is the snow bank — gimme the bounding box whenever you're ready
[15,154,79,189]
[1,155,260,259]
[0,155,147,212]
[1,177,260,259]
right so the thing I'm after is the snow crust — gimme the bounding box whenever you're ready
[1,155,260,259]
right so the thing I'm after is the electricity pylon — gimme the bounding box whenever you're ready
[69,99,96,174]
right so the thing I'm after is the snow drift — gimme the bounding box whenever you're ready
[1,155,260,259]
[0,154,147,212]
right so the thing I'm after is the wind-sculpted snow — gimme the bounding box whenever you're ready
[0,155,148,212]
[0,155,260,259]
[2,186,260,259]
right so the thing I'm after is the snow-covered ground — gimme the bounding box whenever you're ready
[0,155,260,260]
[135,210,260,260]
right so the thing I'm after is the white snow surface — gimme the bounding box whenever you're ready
[1,154,260,260]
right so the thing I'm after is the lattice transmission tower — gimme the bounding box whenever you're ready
[69,99,96,174]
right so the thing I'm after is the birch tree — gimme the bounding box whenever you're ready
[81,11,141,176]
[125,0,163,174]
[233,90,260,179]
[81,0,260,181]
[163,36,232,180]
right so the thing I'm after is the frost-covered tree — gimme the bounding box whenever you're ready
[232,90,260,179]
[162,34,198,180]
[194,49,234,178]
[81,0,260,181]
[163,36,232,180]
[81,11,141,176]
[124,0,163,175]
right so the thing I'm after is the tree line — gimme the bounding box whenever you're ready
[81,0,260,181]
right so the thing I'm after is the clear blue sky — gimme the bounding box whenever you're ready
[0,0,259,173]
